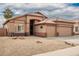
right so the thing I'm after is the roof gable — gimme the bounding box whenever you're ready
[3,12,47,25]
[26,12,47,18]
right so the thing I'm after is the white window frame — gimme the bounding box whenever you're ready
[17,24,24,33]
[74,26,79,32]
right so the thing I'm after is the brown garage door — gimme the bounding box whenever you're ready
[57,26,72,36]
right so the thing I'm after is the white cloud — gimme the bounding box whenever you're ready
[15,10,24,14]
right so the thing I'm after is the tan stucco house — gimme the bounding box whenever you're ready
[70,19,79,35]
[3,12,75,37]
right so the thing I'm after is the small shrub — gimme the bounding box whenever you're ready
[36,41,42,44]
[12,37,17,39]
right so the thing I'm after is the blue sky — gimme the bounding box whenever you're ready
[0,3,79,27]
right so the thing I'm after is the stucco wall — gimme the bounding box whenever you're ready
[4,16,26,36]
[34,24,46,37]
[6,23,15,33]
[6,17,25,33]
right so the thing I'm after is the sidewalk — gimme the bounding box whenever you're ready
[34,46,79,56]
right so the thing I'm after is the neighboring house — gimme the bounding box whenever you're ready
[71,19,79,35]
[3,12,75,37]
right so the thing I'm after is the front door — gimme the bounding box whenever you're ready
[30,20,35,35]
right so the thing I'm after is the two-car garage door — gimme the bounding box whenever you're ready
[47,25,73,37]
[57,26,72,36]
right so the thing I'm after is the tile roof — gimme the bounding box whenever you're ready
[35,18,75,25]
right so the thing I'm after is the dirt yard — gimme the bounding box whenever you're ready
[0,36,73,56]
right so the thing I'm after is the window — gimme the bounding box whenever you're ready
[75,26,79,32]
[18,24,24,32]
[40,25,43,29]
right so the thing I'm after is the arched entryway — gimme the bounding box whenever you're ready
[30,20,35,35]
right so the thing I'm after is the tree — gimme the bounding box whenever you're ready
[3,8,14,19]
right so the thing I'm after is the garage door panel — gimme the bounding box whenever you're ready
[47,25,55,37]
[57,27,72,36]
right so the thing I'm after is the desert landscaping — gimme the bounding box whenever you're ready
[0,36,75,56]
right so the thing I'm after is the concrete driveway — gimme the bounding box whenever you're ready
[47,35,79,45]
[34,46,79,56]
